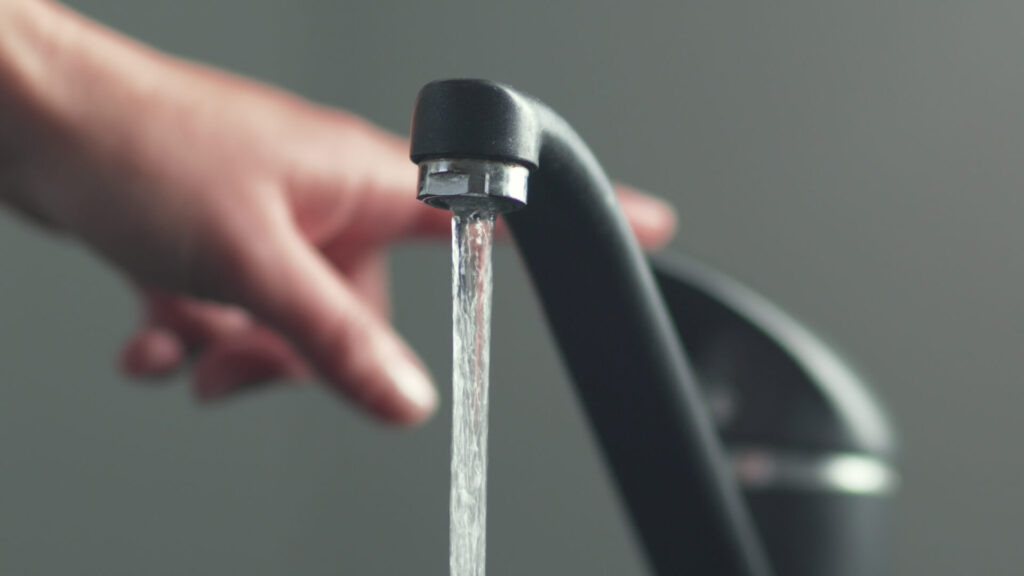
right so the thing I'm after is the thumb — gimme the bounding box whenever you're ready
[221,216,437,425]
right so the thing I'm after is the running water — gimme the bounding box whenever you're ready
[449,208,497,576]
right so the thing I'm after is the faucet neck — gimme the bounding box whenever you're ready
[412,79,772,576]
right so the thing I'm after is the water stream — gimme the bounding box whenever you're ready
[449,208,497,576]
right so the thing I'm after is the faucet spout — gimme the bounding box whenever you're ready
[412,79,772,576]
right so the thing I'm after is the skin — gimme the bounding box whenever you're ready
[0,0,678,426]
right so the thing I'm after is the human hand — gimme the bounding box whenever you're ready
[0,0,677,425]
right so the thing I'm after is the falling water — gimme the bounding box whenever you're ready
[449,208,497,576]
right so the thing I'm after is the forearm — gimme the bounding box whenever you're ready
[0,0,60,220]
[0,0,168,227]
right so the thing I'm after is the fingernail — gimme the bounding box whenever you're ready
[122,330,182,376]
[630,193,677,231]
[386,356,438,414]
[143,332,182,370]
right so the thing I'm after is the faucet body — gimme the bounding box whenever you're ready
[411,79,895,576]
[654,255,895,576]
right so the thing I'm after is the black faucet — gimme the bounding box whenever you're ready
[410,79,896,576]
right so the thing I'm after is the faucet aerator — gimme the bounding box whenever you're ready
[417,158,529,215]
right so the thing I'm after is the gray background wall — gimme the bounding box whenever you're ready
[1,1,1021,574]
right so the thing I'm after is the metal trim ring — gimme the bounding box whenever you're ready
[417,158,530,214]
[731,447,898,496]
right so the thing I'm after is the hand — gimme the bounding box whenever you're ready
[0,0,677,425]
